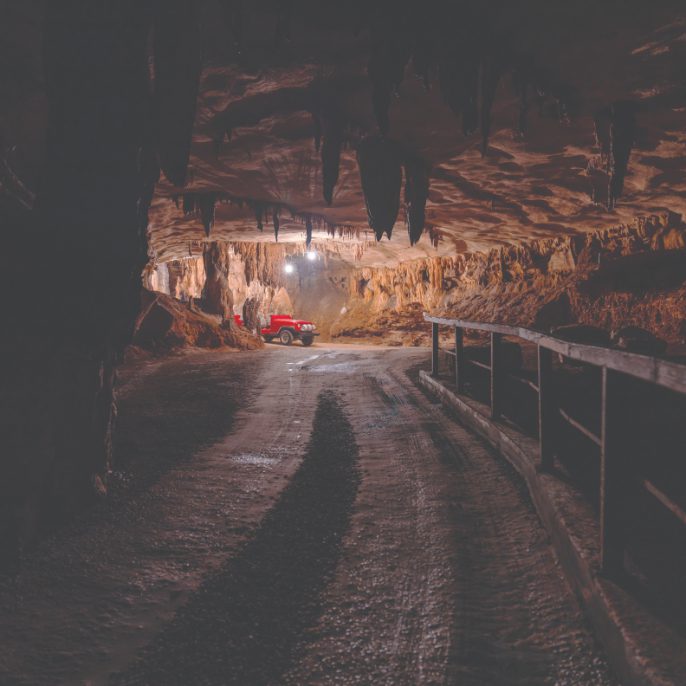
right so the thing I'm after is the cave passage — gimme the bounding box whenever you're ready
[0,346,617,686]
[3,2,686,685]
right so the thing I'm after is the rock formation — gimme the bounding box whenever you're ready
[357,135,403,240]
[131,288,262,354]
[3,0,686,562]
[202,242,234,319]
[332,213,686,346]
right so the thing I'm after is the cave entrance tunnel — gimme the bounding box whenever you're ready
[3,1,686,684]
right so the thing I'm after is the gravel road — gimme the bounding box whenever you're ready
[0,345,616,685]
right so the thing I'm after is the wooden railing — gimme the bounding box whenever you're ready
[425,314,686,575]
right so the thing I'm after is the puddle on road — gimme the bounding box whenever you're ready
[286,354,323,367]
[303,362,360,374]
[285,352,363,374]
[230,453,281,466]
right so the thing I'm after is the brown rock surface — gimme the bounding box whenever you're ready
[132,289,262,355]
[141,3,686,267]
[332,213,686,345]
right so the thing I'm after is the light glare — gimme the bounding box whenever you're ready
[284,263,295,274]
[306,251,317,261]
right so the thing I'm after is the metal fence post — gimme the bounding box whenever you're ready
[431,322,439,376]
[600,367,625,575]
[490,332,502,419]
[537,345,556,471]
[454,326,465,393]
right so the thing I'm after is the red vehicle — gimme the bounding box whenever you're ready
[261,314,318,346]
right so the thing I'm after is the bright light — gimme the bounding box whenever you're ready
[306,250,317,261]
[284,263,295,274]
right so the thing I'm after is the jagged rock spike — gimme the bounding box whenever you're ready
[312,113,322,152]
[592,102,635,210]
[367,8,412,134]
[255,203,264,231]
[199,193,216,237]
[404,155,430,246]
[608,101,636,210]
[154,3,203,186]
[183,193,196,215]
[480,50,505,156]
[273,208,280,242]
[357,134,402,240]
[322,130,342,205]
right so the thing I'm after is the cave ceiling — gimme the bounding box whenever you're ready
[8,1,685,269]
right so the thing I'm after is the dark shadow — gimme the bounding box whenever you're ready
[111,390,360,686]
[112,354,263,499]
[417,351,686,637]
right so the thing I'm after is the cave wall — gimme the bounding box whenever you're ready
[0,1,207,562]
[148,242,349,340]
[332,213,686,346]
[2,4,151,561]
[147,213,686,348]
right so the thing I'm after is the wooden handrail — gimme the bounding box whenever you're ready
[424,314,686,394]
[426,312,686,576]
[558,408,601,447]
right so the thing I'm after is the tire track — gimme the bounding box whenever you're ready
[110,390,360,686]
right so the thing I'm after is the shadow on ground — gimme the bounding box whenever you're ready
[111,390,360,686]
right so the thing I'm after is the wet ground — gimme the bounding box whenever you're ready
[0,345,616,685]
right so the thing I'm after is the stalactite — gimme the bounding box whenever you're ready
[404,155,429,245]
[183,193,196,215]
[172,191,364,244]
[306,216,313,248]
[312,113,322,152]
[310,79,346,205]
[199,193,216,237]
[438,18,480,139]
[273,207,280,242]
[321,121,343,205]
[592,101,636,210]
[254,202,264,231]
[357,134,402,240]
[154,3,203,186]
[366,7,412,134]
[608,101,636,210]
[479,48,505,155]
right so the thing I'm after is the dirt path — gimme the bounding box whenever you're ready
[0,345,616,685]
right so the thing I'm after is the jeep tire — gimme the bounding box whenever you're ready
[279,329,294,345]
[301,335,314,347]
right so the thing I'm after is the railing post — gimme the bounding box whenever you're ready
[431,322,439,376]
[454,326,465,393]
[490,332,502,419]
[600,367,625,575]
[537,345,556,471]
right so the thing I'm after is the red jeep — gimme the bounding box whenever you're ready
[261,314,318,346]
